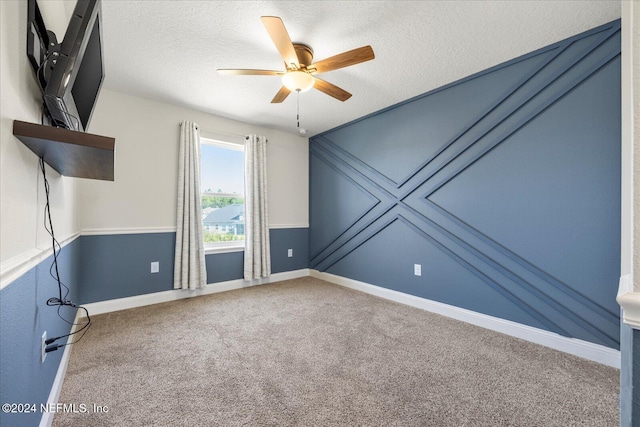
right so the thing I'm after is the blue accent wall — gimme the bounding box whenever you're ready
[634,329,640,421]
[78,227,309,304]
[309,20,621,349]
[0,239,80,426]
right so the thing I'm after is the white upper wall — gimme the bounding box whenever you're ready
[79,89,309,232]
[633,0,640,289]
[0,0,307,277]
[0,1,79,266]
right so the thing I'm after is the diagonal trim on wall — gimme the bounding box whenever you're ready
[309,20,621,349]
[309,149,381,259]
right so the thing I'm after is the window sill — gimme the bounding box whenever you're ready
[204,244,245,255]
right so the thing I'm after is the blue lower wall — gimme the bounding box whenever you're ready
[0,239,81,427]
[270,227,309,274]
[309,20,621,350]
[79,227,309,304]
[204,227,309,282]
[78,233,176,304]
[205,251,245,283]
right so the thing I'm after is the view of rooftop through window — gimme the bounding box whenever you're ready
[200,139,245,246]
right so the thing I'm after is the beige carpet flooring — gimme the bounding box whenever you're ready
[53,277,619,426]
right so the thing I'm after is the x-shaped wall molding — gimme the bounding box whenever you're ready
[310,22,621,348]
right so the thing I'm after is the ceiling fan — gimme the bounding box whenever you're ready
[217,16,375,103]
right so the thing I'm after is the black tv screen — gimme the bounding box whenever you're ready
[41,0,104,132]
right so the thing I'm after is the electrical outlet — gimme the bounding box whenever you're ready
[41,331,47,363]
[287,249,293,258]
[151,261,159,273]
[414,264,422,276]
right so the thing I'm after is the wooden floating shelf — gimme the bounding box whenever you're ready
[13,120,115,181]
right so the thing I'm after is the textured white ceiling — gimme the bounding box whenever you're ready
[100,0,620,137]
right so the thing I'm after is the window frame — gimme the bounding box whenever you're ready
[200,136,245,255]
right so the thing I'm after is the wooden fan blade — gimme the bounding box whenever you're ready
[271,86,291,103]
[260,16,300,69]
[309,46,374,74]
[217,69,283,76]
[313,77,352,102]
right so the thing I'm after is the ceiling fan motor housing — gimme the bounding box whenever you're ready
[292,43,314,69]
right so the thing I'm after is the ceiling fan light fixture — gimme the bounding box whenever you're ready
[282,71,314,92]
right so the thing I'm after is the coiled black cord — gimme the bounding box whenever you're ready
[39,157,91,351]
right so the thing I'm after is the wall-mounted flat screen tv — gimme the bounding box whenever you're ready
[27,0,105,132]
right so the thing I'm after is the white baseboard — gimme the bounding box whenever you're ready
[85,268,622,367]
[39,269,308,425]
[310,270,621,369]
[39,311,83,427]
[39,267,620,427]
[82,269,310,316]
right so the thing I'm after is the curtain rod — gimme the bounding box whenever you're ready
[178,122,245,140]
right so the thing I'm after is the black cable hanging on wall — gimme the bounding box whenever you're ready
[39,157,91,353]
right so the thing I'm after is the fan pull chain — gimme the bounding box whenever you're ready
[295,90,307,137]
[296,89,300,129]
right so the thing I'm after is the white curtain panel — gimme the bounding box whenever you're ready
[173,121,207,290]
[244,134,271,280]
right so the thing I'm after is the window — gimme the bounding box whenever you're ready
[200,137,245,252]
